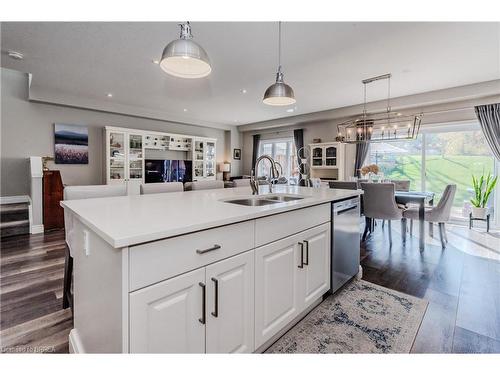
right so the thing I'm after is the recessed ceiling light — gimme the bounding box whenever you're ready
[7,50,24,60]
[183,108,188,112]
[106,93,113,98]
[152,59,160,64]
[241,89,247,94]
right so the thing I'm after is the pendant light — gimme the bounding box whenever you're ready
[336,74,423,143]
[263,22,296,106]
[160,22,212,79]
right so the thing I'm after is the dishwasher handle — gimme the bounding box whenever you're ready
[335,205,358,215]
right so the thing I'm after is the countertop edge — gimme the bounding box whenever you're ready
[61,190,362,249]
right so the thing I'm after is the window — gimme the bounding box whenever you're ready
[367,122,497,222]
[257,138,298,180]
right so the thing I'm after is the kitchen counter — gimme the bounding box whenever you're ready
[61,185,361,248]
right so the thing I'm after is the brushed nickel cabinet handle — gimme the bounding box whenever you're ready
[196,244,221,254]
[298,242,304,268]
[198,282,206,324]
[211,277,219,318]
[303,240,309,266]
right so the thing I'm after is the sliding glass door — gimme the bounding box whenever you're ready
[423,128,495,220]
[367,121,498,225]
[367,136,423,191]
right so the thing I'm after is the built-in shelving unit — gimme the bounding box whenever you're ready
[104,126,217,194]
[309,142,345,182]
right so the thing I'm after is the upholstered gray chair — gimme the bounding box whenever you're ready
[356,179,369,189]
[329,181,358,190]
[360,183,406,245]
[64,184,127,200]
[62,184,127,313]
[184,180,224,191]
[403,184,456,248]
[391,179,411,192]
[232,178,251,187]
[140,182,183,194]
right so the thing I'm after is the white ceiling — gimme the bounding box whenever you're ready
[1,22,499,128]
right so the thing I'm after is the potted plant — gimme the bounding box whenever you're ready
[470,173,498,219]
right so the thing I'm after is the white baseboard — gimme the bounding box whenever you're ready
[69,329,84,354]
[0,195,31,205]
[30,224,44,234]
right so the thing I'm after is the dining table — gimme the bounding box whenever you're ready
[394,191,435,251]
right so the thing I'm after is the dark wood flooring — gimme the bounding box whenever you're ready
[360,223,500,353]
[1,225,499,353]
[0,230,72,353]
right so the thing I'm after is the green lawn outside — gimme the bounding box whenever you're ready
[378,154,494,209]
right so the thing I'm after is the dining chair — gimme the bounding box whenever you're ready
[185,180,225,191]
[140,182,183,194]
[62,184,128,313]
[403,184,456,248]
[356,179,369,189]
[360,183,406,246]
[391,179,411,192]
[329,181,358,190]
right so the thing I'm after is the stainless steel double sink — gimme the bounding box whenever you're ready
[222,194,305,206]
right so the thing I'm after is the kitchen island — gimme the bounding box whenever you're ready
[61,185,361,353]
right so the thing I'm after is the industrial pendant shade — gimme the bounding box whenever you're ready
[160,22,212,79]
[263,22,296,106]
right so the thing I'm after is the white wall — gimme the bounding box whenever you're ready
[1,68,229,196]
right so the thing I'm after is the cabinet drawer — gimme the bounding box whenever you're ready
[129,221,255,291]
[254,203,330,247]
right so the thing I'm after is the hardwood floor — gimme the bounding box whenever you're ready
[0,230,72,353]
[361,221,500,353]
[1,222,499,354]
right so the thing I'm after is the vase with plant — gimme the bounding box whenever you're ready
[470,173,498,219]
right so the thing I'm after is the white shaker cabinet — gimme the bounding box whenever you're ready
[254,234,301,348]
[206,251,254,353]
[254,222,331,348]
[300,223,331,308]
[130,251,255,353]
[129,268,206,353]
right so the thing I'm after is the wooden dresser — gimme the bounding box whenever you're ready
[43,170,65,231]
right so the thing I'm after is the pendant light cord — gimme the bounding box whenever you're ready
[278,21,282,71]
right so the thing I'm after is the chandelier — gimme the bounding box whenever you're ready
[336,74,423,143]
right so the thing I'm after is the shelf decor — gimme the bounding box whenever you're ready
[336,74,423,144]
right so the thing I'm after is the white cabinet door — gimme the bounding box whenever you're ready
[206,251,254,353]
[254,234,301,349]
[129,268,206,353]
[300,223,331,308]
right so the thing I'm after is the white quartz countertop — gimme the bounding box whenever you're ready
[61,185,361,248]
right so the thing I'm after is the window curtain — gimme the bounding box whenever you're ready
[293,129,305,186]
[475,103,500,161]
[251,134,261,173]
[354,143,370,177]
[353,124,372,177]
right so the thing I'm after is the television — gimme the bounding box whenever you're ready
[145,160,192,183]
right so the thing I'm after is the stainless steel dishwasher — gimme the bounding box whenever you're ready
[331,197,360,293]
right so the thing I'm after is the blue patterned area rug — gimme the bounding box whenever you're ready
[266,280,428,354]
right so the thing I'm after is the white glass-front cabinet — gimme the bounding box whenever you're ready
[205,140,216,178]
[309,142,345,181]
[106,128,144,194]
[129,251,254,353]
[192,138,217,180]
